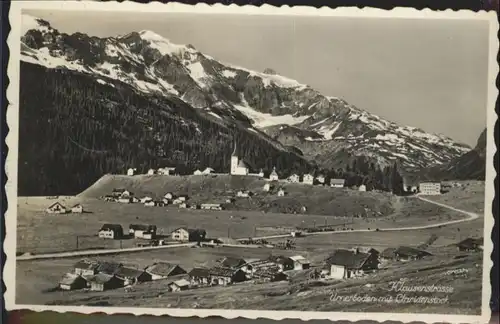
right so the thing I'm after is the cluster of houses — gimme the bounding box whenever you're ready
[127,167,177,176]
[59,234,482,292]
[45,202,84,214]
[101,188,226,211]
[58,254,312,292]
[98,223,207,242]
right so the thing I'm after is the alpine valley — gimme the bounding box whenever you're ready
[19,14,479,195]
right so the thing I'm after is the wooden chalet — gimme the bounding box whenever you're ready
[145,262,187,280]
[59,273,87,291]
[324,248,380,279]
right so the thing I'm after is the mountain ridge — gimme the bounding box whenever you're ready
[20,14,472,175]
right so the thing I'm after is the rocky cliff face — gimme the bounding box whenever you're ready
[418,128,487,181]
[20,14,472,173]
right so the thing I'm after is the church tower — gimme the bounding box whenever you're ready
[230,141,239,175]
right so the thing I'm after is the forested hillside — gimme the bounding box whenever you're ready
[18,62,314,195]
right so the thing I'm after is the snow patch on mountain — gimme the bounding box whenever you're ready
[138,30,194,57]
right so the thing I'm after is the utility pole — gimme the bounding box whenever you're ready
[76,236,79,250]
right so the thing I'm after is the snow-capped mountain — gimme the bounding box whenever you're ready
[20,14,471,172]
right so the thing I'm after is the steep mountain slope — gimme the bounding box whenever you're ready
[18,62,314,196]
[420,129,487,181]
[20,14,471,173]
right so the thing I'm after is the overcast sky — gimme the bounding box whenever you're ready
[25,10,490,147]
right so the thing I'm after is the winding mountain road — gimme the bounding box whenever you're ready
[17,195,479,261]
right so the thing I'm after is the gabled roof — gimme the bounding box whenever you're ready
[87,273,118,284]
[219,257,246,269]
[289,255,310,264]
[237,160,248,168]
[268,255,293,265]
[100,224,123,232]
[59,273,84,285]
[393,246,432,257]
[71,204,82,208]
[188,267,211,278]
[115,267,146,279]
[96,261,123,275]
[47,202,66,209]
[270,167,278,176]
[209,267,240,277]
[146,262,186,277]
[456,237,484,248]
[73,259,99,271]
[129,224,156,231]
[380,248,398,259]
[325,249,371,269]
[170,279,190,287]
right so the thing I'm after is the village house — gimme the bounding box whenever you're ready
[230,142,249,176]
[316,174,325,185]
[418,182,442,195]
[171,227,207,242]
[277,188,286,197]
[202,167,215,175]
[73,259,100,276]
[324,248,380,279]
[208,267,247,286]
[59,273,87,291]
[258,169,265,177]
[193,169,203,175]
[169,279,191,292]
[103,195,116,202]
[98,224,124,239]
[147,168,155,175]
[145,200,165,207]
[158,167,175,175]
[302,174,314,185]
[96,261,124,275]
[287,174,300,183]
[269,255,295,272]
[289,255,311,270]
[129,224,157,239]
[251,267,288,283]
[269,167,279,181]
[111,188,127,197]
[127,168,137,176]
[263,183,273,192]
[237,190,252,198]
[239,259,279,277]
[131,197,140,203]
[146,262,187,280]
[456,238,484,252]
[164,192,174,200]
[45,202,68,214]
[117,197,132,204]
[70,204,84,213]
[88,273,124,291]
[188,267,211,287]
[115,267,152,286]
[140,196,153,203]
[380,246,432,262]
[179,202,189,209]
[330,179,346,188]
[359,184,367,192]
[200,203,223,210]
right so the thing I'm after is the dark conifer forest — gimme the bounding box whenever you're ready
[18,62,405,196]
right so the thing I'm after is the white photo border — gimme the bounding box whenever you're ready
[4,1,498,323]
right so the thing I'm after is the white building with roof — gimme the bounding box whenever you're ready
[230,141,249,175]
[269,167,279,181]
[302,174,314,185]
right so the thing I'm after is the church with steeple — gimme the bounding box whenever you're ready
[230,141,249,175]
